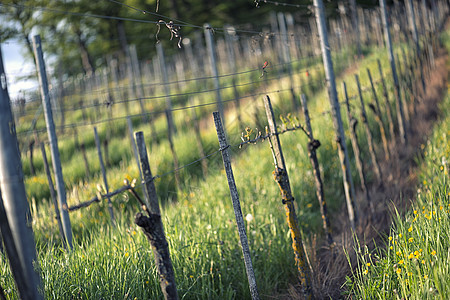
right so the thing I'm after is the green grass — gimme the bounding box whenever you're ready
[344,73,450,298]
[0,27,437,299]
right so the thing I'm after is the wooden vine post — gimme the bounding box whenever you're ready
[33,34,73,249]
[213,112,260,300]
[135,131,178,300]
[342,82,373,213]
[79,143,91,179]
[0,192,36,300]
[376,60,396,143]
[300,94,333,246]
[263,96,314,299]
[166,110,182,192]
[40,143,66,247]
[355,75,383,184]
[205,24,225,125]
[126,117,144,201]
[394,52,411,128]
[366,68,390,160]
[156,43,176,134]
[94,127,115,225]
[314,0,358,230]
[190,102,208,178]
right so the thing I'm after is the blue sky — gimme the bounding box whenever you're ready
[1,39,38,101]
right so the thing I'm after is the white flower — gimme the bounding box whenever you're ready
[245,213,254,223]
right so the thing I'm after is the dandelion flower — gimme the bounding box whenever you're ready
[396,268,402,274]
[366,262,371,267]
[431,250,436,256]
[408,227,413,233]
[245,213,254,222]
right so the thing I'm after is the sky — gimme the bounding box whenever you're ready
[1,39,39,101]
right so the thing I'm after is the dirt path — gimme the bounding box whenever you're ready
[286,32,449,299]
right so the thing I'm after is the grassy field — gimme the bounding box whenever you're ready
[1,25,443,299]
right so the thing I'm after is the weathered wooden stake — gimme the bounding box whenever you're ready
[0,45,42,299]
[80,143,91,179]
[366,68,390,160]
[342,82,373,213]
[190,103,208,178]
[395,53,412,127]
[94,127,115,225]
[156,43,176,134]
[0,192,36,300]
[355,75,383,184]
[314,0,358,230]
[166,110,181,192]
[300,94,334,246]
[263,95,314,299]
[135,131,178,300]
[40,143,66,247]
[213,112,260,300]
[379,0,408,144]
[232,79,243,131]
[376,60,396,142]
[205,24,225,125]
[401,47,418,118]
[33,34,73,249]
[28,140,36,176]
[126,117,144,197]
